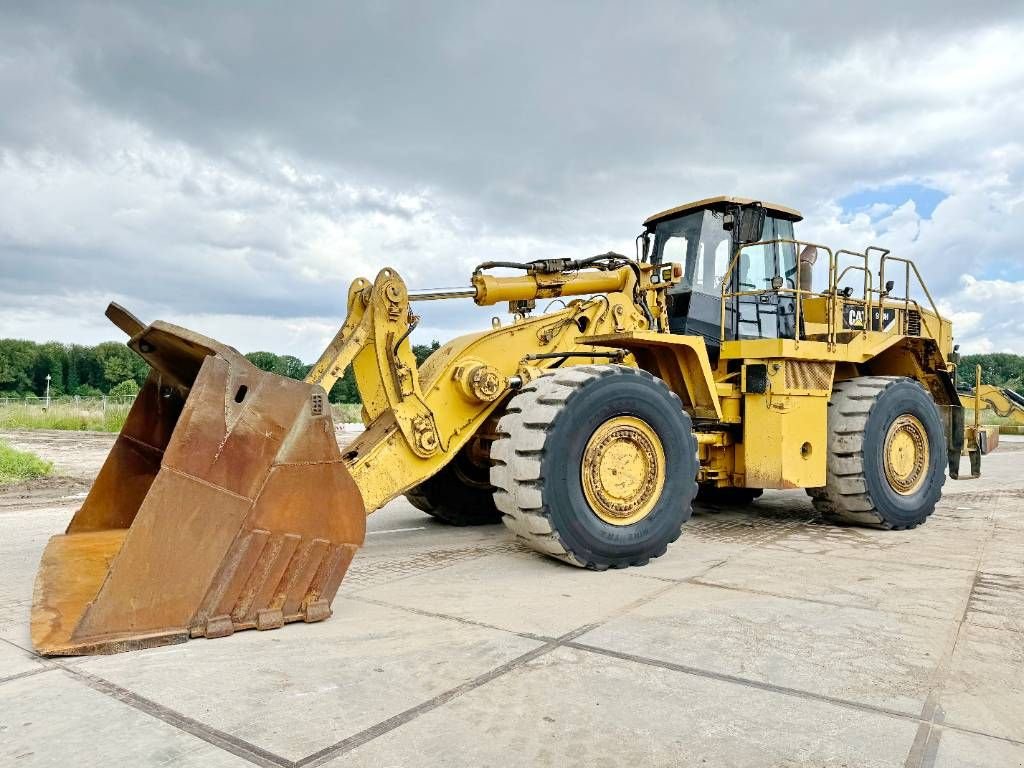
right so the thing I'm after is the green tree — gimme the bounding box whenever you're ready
[245,351,308,381]
[35,342,66,396]
[0,339,38,394]
[0,335,450,404]
[328,368,359,404]
[109,379,141,398]
[278,355,308,380]
[245,351,284,374]
[960,353,1024,395]
[76,344,107,391]
[412,341,441,366]
[65,344,84,393]
[95,342,142,389]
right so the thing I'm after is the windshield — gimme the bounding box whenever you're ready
[650,210,798,294]
[736,217,797,290]
[649,210,731,295]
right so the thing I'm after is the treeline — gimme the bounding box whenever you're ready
[2,337,1020,401]
[960,353,1024,395]
[244,342,440,403]
[0,338,442,403]
[0,339,148,398]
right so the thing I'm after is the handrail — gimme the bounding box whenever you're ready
[878,253,943,340]
[833,261,874,339]
[720,239,835,344]
[718,238,940,349]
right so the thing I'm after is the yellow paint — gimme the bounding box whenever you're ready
[308,262,686,513]
[741,359,828,489]
[471,270,628,305]
[743,393,826,489]
[299,197,967,514]
[581,331,723,420]
[958,385,1024,425]
[581,416,666,526]
[883,414,929,495]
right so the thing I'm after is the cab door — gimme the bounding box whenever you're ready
[730,217,798,340]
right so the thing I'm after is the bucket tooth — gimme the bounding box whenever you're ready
[31,311,365,656]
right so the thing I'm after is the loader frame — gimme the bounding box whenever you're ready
[33,194,986,657]
[314,232,970,504]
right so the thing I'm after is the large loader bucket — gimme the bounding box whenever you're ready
[31,305,365,656]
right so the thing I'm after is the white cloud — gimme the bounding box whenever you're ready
[0,114,595,359]
[936,275,1024,354]
[1,4,1023,360]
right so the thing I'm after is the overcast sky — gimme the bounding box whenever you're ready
[1,2,1023,359]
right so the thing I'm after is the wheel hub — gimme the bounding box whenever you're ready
[883,413,929,495]
[582,416,666,526]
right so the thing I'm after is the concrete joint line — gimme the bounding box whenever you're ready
[53,621,599,768]
[294,623,599,768]
[904,516,998,768]
[567,638,1022,752]
[348,594,552,643]
[688,577,963,624]
[564,640,926,721]
[61,666,291,768]
[0,665,57,686]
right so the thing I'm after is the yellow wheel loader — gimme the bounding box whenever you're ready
[32,196,988,656]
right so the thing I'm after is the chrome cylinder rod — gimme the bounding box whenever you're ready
[407,286,477,301]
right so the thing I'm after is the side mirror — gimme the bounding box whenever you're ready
[737,205,766,244]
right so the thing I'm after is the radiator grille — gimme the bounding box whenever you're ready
[907,310,922,336]
[785,361,833,391]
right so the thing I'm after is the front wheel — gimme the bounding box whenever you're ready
[491,365,698,569]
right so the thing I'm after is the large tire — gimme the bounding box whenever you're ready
[491,365,698,569]
[405,446,503,526]
[809,376,945,529]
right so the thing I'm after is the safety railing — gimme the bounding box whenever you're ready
[719,239,836,345]
[876,249,942,341]
[833,248,876,340]
[719,239,943,348]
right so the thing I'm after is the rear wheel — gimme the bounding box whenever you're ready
[491,365,698,569]
[809,376,945,529]
[405,445,503,526]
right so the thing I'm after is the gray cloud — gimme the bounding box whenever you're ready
[2,1,1024,358]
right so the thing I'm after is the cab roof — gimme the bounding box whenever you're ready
[644,196,803,227]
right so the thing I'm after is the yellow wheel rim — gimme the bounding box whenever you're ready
[883,413,929,496]
[581,416,666,526]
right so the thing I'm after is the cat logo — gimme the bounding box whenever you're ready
[843,303,897,331]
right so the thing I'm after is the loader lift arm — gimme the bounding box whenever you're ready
[302,259,683,513]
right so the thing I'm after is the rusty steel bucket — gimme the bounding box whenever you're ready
[31,304,365,656]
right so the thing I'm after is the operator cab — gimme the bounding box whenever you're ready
[640,196,804,357]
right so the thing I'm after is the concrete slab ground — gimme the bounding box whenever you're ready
[1,429,1023,767]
